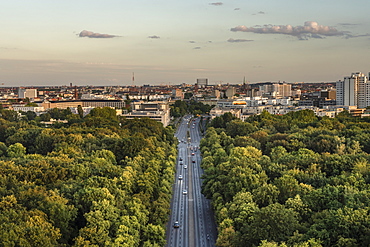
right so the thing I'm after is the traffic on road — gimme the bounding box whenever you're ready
[166,115,217,247]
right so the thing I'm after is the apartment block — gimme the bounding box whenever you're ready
[336,72,370,108]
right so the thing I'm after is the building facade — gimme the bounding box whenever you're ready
[42,100,126,109]
[18,88,37,99]
[196,78,208,87]
[259,83,292,98]
[336,72,370,108]
[122,101,170,127]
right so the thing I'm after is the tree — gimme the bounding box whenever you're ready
[306,207,370,246]
[142,224,166,246]
[40,112,51,122]
[252,183,280,207]
[7,143,26,157]
[274,175,302,203]
[77,105,84,118]
[25,111,37,121]
[216,218,238,247]
[246,203,299,245]
[233,136,261,149]
[225,120,258,138]
[184,92,193,99]
[0,110,19,122]
[0,142,7,156]
[209,112,237,129]
[226,191,258,231]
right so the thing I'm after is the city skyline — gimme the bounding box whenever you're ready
[1,0,370,86]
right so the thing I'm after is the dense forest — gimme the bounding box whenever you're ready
[0,107,177,246]
[202,110,370,247]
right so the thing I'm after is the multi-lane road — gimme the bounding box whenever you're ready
[166,116,217,247]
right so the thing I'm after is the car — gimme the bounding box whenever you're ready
[184,165,187,169]
[191,152,195,156]
[192,160,195,163]
[173,221,180,228]
[178,175,183,180]
[179,158,183,161]
[183,189,188,195]
[179,162,183,165]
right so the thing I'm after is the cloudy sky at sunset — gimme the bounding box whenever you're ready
[1,0,369,86]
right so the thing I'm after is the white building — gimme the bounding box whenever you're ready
[209,107,241,119]
[69,107,95,117]
[336,72,370,108]
[315,109,337,118]
[81,94,115,100]
[18,88,37,99]
[259,83,292,98]
[240,105,341,121]
[267,98,291,106]
[122,101,171,127]
[12,105,45,113]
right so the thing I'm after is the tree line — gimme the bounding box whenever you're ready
[201,110,370,247]
[170,100,213,117]
[0,107,177,246]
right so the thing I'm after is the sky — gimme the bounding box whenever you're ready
[1,0,370,86]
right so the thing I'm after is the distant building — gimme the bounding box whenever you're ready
[11,105,45,114]
[259,83,291,98]
[81,94,115,100]
[42,99,126,109]
[18,88,37,99]
[336,72,370,108]
[69,107,95,117]
[122,101,170,127]
[196,78,208,87]
[209,107,241,119]
[172,89,183,99]
[225,87,236,98]
[321,89,336,100]
[212,89,221,99]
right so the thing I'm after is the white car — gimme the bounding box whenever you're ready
[173,221,180,228]
[184,165,187,169]
[178,175,183,180]
[183,189,188,195]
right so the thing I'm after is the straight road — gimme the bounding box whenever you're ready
[166,115,217,247]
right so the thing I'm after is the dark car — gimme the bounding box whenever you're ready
[173,221,180,228]
[179,158,183,161]
[192,160,195,163]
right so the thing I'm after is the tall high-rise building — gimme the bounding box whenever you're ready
[336,72,370,108]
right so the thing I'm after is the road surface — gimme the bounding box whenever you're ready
[166,115,217,247]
